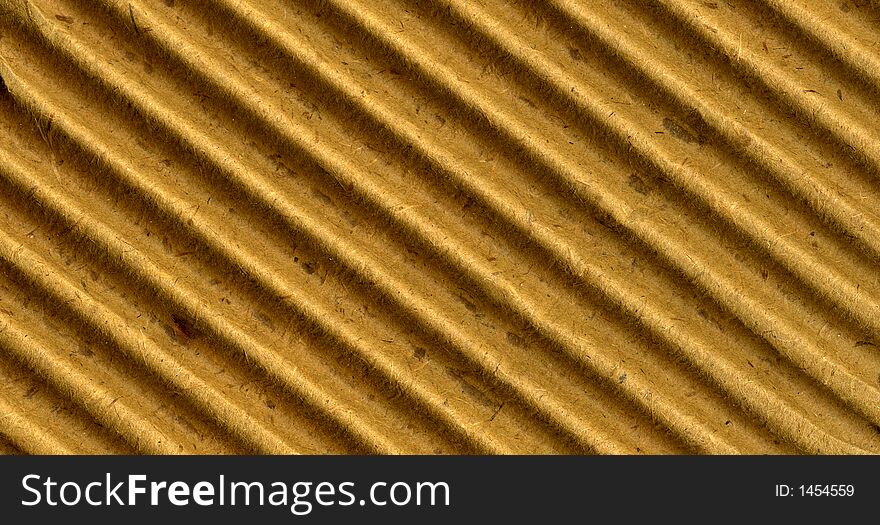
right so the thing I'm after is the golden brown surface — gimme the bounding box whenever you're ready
[0,0,878,454]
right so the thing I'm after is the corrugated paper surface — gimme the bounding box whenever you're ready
[0,0,879,454]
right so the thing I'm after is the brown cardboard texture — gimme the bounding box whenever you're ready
[0,0,878,454]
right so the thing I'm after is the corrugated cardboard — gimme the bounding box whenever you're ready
[0,0,878,454]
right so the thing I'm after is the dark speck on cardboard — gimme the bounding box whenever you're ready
[77,345,95,358]
[628,174,651,195]
[459,295,478,313]
[506,331,525,347]
[662,117,700,144]
[171,314,196,341]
